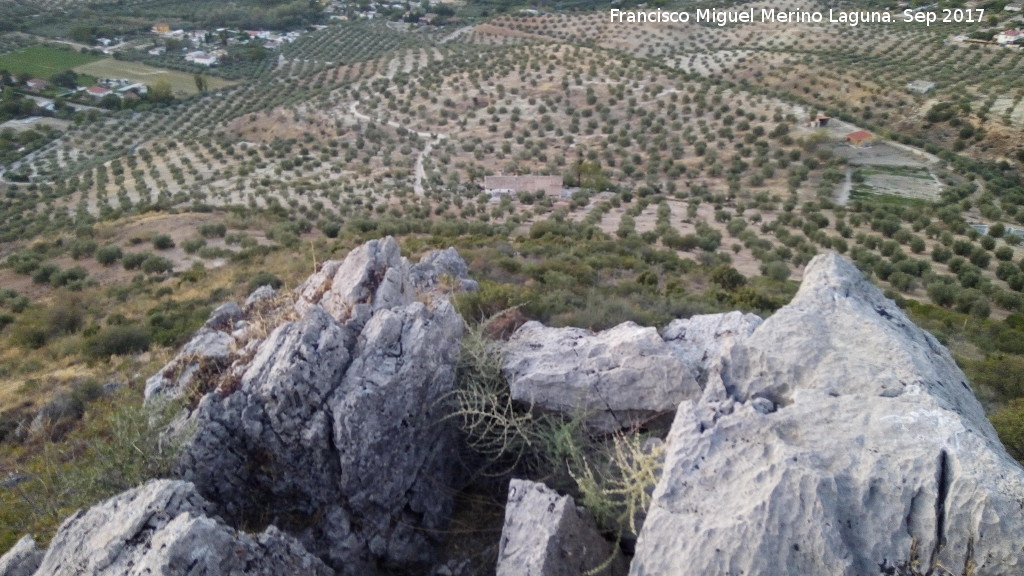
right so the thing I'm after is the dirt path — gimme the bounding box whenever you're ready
[439,25,474,44]
[349,101,446,197]
[837,166,852,206]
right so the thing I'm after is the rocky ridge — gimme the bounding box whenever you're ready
[5,245,1024,576]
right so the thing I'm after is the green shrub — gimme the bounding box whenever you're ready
[141,255,173,275]
[960,354,1024,400]
[70,239,98,259]
[199,223,227,238]
[95,245,123,265]
[182,237,207,254]
[247,271,283,293]
[147,299,211,347]
[992,399,1024,463]
[122,252,149,270]
[320,221,341,238]
[761,260,790,281]
[84,325,150,358]
[50,266,88,288]
[32,263,60,284]
[928,282,958,308]
[6,252,43,274]
[152,234,175,250]
[710,265,747,291]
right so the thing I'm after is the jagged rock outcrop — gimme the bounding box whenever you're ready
[175,237,468,575]
[25,479,332,576]
[502,321,703,432]
[144,288,280,402]
[496,479,627,576]
[0,536,42,576]
[631,253,1024,576]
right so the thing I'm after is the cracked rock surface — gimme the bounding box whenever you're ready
[630,253,1024,576]
[174,237,468,575]
[496,479,627,576]
[502,321,702,432]
[25,479,333,576]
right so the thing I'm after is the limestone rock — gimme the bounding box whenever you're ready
[30,479,332,576]
[0,536,42,576]
[295,238,477,323]
[144,327,234,400]
[410,246,478,292]
[502,321,701,432]
[204,301,243,330]
[661,311,762,382]
[178,238,466,575]
[244,285,278,310]
[496,479,626,576]
[631,253,1024,576]
[294,236,412,323]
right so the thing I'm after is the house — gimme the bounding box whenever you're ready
[185,51,218,66]
[152,23,170,34]
[996,29,1024,45]
[845,130,873,147]
[25,78,48,92]
[906,80,935,94]
[815,115,831,127]
[117,83,148,95]
[85,85,113,98]
[483,175,564,197]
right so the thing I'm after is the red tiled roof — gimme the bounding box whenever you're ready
[846,130,873,143]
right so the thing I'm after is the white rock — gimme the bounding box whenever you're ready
[661,311,762,382]
[631,253,1024,576]
[30,479,333,576]
[503,321,701,432]
[496,479,626,576]
[0,536,42,576]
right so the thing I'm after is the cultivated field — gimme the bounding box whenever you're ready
[73,59,238,95]
[0,44,101,77]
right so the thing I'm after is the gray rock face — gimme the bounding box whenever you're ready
[145,328,235,399]
[496,479,626,576]
[661,311,762,382]
[177,237,465,575]
[410,246,478,292]
[244,285,278,309]
[205,301,243,330]
[0,536,42,576]
[294,236,412,323]
[631,253,1024,576]
[29,479,332,576]
[502,321,701,432]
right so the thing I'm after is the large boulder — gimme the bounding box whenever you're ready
[631,253,1024,576]
[27,479,332,576]
[502,321,701,432]
[176,238,466,575]
[496,479,627,576]
[0,536,42,576]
